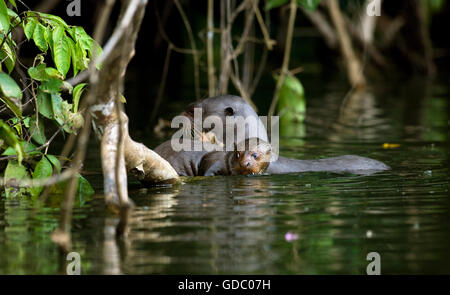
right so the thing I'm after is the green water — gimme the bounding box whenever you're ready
[0,76,448,274]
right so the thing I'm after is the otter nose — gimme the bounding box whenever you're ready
[246,162,250,167]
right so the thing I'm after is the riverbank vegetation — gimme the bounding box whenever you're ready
[1,0,449,253]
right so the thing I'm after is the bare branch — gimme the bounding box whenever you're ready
[326,0,366,88]
[268,0,297,118]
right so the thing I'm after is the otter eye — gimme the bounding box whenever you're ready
[236,152,240,158]
[225,107,235,116]
[252,153,258,159]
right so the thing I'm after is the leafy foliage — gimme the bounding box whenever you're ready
[277,74,306,122]
[0,0,96,198]
[276,74,306,138]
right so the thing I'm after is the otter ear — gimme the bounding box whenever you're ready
[225,107,235,116]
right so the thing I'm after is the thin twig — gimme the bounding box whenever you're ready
[326,0,366,88]
[206,0,216,96]
[150,44,172,123]
[230,0,257,59]
[254,3,275,50]
[154,2,197,55]
[248,7,270,97]
[174,0,200,99]
[218,0,231,94]
[268,0,297,119]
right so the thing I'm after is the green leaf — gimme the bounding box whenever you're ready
[2,140,39,157]
[9,116,22,135]
[0,97,21,117]
[36,12,69,28]
[64,35,80,75]
[51,93,74,133]
[77,174,95,198]
[70,39,80,76]
[0,0,10,34]
[71,27,91,50]
[28,63,49,81]
[72,83,86,113]
[39,78,63,94]
[44,25,53,52]
[52,25,64,44]
[47,173,94,203]
[51,93,65,125]
[54,35,71,77]
[0,72,22,99]
[33,23,48,52]
[46,154,61,173]
[23,117,30,128]
[29,115,46,145]
[4,160,29,198]
[8,0,17,9]
[297,0,320,10]
[5,160,27,178]
[45,67,64,79]
[0,119,24,163]
[7,8,19,26]
[36,90,53,119]
[24,18,36,40]
[0,73,22,116]
[265,0,289,10]
[276,74,306,123]
[30,156,53,197]
[0,41,16,73]
[72,40,88,73]
[71,26,102,69]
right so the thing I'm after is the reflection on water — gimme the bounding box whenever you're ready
[0,76,449,274]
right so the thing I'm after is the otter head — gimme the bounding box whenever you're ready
[182,95,268,147]
[233,138,272,175]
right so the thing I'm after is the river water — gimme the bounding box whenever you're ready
[0,74,448,274]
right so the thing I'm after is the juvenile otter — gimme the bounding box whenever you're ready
[172,95,390,174]
[154,138,271,176]
[199,138,272,176]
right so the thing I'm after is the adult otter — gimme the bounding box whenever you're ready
[154,138,271,176]
[169,95,390,174]
[181,95,268,147]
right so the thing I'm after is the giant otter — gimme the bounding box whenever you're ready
[181,95,268,147]
[154,95,390,175]
[200,138,272,176]
[154,138,272,176]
